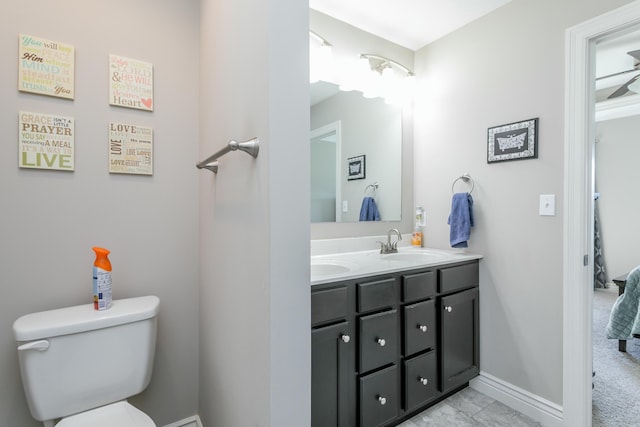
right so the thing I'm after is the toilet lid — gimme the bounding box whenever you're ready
[56,401,155,427]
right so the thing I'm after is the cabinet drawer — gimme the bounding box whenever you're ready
[358,278,397,313]
[359,310,398,373]
[359,365,398,427]
[402,271,436,303]
[403,300,436,356]
[312,286,348,326]
[439,262,479,294]
[404,351,437,412]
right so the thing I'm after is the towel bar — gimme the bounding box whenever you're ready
[196,137,259,173]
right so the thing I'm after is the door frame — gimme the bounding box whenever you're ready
[564,2,640,425]
[310,120,342,221]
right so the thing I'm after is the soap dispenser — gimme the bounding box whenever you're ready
[412,207,426,247]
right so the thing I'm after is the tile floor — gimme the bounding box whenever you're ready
[397,387,543,427]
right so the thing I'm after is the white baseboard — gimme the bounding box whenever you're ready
[470,371,563,427]
[162,414,203,427]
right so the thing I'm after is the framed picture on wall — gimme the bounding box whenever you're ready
[347,155,366,180]
[487,118,538,163]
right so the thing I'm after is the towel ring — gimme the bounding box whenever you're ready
[452,173,474,194]
[364,182,379,196]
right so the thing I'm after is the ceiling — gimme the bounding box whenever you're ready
[309,0,512,51]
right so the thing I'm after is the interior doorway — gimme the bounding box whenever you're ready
[310,121,342,222]
[564,3,640,426]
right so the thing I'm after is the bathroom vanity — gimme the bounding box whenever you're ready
[311,247,481,427]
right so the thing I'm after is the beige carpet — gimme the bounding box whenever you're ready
[592,285,640,426]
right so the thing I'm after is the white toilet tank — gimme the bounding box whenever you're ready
[13,296,160,422]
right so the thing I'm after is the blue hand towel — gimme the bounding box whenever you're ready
[359,196,381,221]
[448,193,474,248]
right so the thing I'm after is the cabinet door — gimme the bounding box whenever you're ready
[440,287,479,393]
[312,321,353,427]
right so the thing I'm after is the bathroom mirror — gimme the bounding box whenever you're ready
[311,81,402,222]
[310,8,413,238]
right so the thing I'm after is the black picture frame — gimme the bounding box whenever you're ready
[487,118,538,163]
[347,155,366,180]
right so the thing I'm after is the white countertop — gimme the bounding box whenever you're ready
[311,246,482,286]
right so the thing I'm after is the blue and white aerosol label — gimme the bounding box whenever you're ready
[93,267,112,310]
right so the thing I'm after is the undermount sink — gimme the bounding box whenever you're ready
[377,249,448,263]
[311,261,357,277]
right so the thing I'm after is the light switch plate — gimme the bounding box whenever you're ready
[342,200,348,213]
[539,194,555,216]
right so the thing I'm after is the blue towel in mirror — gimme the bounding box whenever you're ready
[448,193,474,248]
[359,196,381,221]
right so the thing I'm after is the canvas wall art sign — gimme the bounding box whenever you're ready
[108,122,153,175]
[109,54,154,111]
[19,111,74,171]
[18,34,75,99]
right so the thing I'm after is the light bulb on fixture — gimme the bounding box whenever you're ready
[309,30,333,83]
[359,53,415,103]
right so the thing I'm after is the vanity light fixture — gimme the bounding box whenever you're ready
[360,53,413,78]
[359,53,415,104]
[309,30,333,83]
[309,30,332,49]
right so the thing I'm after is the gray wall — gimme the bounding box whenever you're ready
[596,115,640,279]
[198,0,310,426]
[413,0,632,406]
[0,1,200,425]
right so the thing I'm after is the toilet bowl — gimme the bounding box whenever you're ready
[56,401,155,427]
[13,296,160,427]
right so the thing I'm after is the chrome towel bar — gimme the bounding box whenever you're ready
[196,137,259,173]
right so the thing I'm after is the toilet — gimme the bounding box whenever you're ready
[13,296,160,427]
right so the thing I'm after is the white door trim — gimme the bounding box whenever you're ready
[564,2,640,425]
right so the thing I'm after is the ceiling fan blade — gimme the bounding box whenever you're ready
[628,50,640,61]
[607,74,640,99]
[596,68,637,81]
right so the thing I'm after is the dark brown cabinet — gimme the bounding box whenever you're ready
[440,287,479,393]
[312,321,353,427]
[359,365,399,427]
[311,284,355,427]
[404,350,437,412]
[359,310,398,373]
[311,260,479,427]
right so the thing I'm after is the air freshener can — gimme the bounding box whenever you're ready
[92,247,112,310]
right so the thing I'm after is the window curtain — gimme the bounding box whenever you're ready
[594,197,608,289]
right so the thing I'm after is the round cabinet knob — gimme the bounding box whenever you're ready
[341,334,350,343]
[377,338,386,347]
[377,396,387,405]
[418,324,428,332]
[419,377,429,386]
[444,306,453,313]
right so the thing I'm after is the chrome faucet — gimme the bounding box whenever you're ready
[378,228,402,254]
